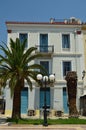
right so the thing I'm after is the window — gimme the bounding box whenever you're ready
[40,34,48,52]
[40,61,49,75]
[63,61,71,76]
[19,33,28,48]
[62,34,70,49]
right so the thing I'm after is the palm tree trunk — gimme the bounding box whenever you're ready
[65,71,79,117]
[12,85,21,119]
[12,79,24,119]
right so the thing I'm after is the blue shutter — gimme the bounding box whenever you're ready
[19,33,28,48]
[21,88,28,114]
[63,88,69,113]
[40,88,50,108]
[40,90,44,108]
[62,34,70,48]
[46,90,50,106]
[40,34,48,52]
[63,62,71,76]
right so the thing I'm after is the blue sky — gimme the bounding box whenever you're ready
[0,0,86,50]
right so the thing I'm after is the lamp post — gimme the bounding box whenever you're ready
[37,74,55,126]
[82,70,86,95]
[82,70,86,80]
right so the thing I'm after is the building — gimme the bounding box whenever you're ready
[82,24,86,93]
[5,17,84,117]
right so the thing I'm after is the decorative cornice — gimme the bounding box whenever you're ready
[53,53,82,57]
[6,21,81,25]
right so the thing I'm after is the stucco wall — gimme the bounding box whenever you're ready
[5,22,84,115]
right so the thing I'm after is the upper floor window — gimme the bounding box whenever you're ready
[62,34,70,49]
[40,34,48,52]
[19,33,28,48]
[40,61,49,75]
[63,61,71,76]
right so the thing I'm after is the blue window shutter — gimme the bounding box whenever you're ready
[40,88,50,108]
[21,88,28,114]
[40,34,48,52]
[40,90,44,108]
[19,33,28,48]
[63,88,69,113]
[62,34,70,48]
[63,61,71,76]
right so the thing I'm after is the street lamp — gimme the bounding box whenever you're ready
[82,70,86,95]
[37,74,55,126]
[82,70,86,80]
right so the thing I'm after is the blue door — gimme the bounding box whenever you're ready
[63,88,69,113]
[40,34,48,52]
[40,88,50,108]
[21,88,28,114]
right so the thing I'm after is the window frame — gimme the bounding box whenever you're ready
[62,61,71,77]
[19,33,28,48]
[40,34,48,52]
[62,34,70,50]
[40,61,49,75]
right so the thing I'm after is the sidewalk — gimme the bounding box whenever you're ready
[0,124,86,130]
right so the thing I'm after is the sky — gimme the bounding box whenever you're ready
[0,0,86,54]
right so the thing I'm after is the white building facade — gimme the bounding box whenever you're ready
[5,18,85,117]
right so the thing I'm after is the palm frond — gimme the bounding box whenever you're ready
[0,38,47,95]
[27,64,48,75]
[24,53,43,65]
[21,47,37,64]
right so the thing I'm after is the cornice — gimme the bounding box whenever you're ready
[53,53,82,57]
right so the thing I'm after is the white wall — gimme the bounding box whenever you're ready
[28,86,35,110]
[53,85,63,111]
[6,23,84,113]
[5,87,13,112]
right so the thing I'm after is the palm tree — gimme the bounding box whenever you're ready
[65,71,79,117]
[0,79,3,95]
[0,38,47,119]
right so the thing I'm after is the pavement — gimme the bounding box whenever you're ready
[0,124,86,130]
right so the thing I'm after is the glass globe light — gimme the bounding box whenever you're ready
[49,74,55,81]
[43,76,48,82]
[37,74,42,80]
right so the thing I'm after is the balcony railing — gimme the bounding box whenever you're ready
[35,45,54,53]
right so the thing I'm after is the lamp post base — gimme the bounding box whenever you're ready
[43,123,48,126]
[43,109,48,126]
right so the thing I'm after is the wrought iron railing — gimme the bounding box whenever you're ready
[35,45,54,53]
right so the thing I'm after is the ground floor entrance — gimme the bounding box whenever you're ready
[5,82,82,117]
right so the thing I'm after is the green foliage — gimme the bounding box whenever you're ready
[7,118,86,125]
[0,38,48,96]
[0,38,48,118]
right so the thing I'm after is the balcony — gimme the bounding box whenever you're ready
[35,45,54,55]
